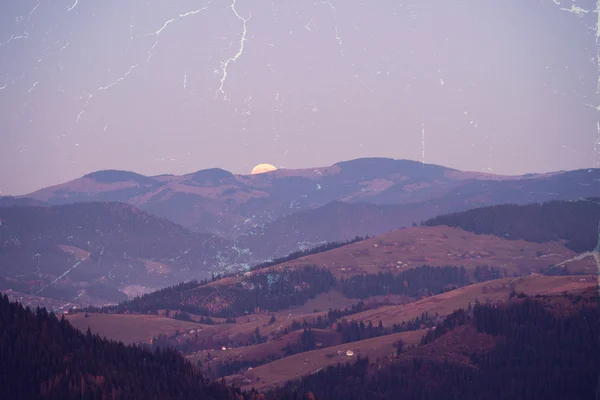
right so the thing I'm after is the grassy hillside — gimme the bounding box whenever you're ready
[270,296,600,399]
[340,275,597,326]
[230,329,425,391]
[66,313,212,344]
[210,225,595,289]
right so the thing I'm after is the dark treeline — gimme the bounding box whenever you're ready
[391,311,437,334]
[90,266,337,318]
[281,302,367,333]
[286,307,436,345]
[84,278,207,313]
[250,235,368,271]
[171,310,216,324]
[473,265,502,282]
[541,265,585,276]
[282,328,319,356]
[420,308,470,345]
[0,294,263,400]
[337,311,438,344]
[336,319,386,343]
[206,359,267,381]
[268,298,600,400]
[223,266,337,315]
[82,236,367,316]
[88,265,479,319]
[424,199,600,252]
[82,234,370,316]
[339,266,469,298]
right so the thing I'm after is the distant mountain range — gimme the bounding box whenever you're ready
[6,157,600,260]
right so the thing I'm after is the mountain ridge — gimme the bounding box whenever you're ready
[20,158,600,253]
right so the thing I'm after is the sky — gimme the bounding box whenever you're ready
[0,0,598,195]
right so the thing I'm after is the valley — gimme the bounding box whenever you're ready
[1,159,599,399]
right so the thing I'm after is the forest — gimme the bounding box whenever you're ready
[270,297,600,400]
[88,265,337,317]
[0,294,264,400]
[249,235,368,271]
[83,235,370,316]
[339,265,470,298]
[424,199,600,252]
[87,264,475,318]
[4,289,598,399]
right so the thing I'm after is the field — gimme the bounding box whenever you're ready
[341,275,597,326]
[228,329,425,391]
[66,313,212,344]
[66,307,339,346]
[216,274,598,390]
[187,328,343,371]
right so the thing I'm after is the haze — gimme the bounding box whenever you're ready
[0,0,598,195]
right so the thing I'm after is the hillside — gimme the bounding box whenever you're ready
[217,275,597,391]
[211,225,596,290]
[0,294,254,399]
[0,202,247,308]
[338,275,597,326]
[269,297,600,399]
[229,329,425,391]
[424,199,600,252]
[73,272,597,392]
[66,313,213,344]
[82,219,596,321]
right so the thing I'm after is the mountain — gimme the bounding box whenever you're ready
[0,202,248,308]
[24,159,600,247]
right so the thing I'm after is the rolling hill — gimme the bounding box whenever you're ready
[210,225,597,290]
[221,274,597,391]
[228,329,425,391]
[336,275,597,326]
[267,295,600,399]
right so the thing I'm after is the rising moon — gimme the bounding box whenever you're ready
[251,163,277,174]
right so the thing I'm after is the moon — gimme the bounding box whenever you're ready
[251,163,277,174]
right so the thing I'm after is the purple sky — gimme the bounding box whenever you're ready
[0,0,598,195]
